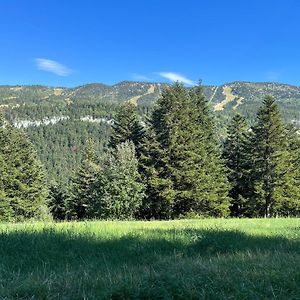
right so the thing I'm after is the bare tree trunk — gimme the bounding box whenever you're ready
[265,193,271,218]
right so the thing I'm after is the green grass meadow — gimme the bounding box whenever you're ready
[1,219,300,299]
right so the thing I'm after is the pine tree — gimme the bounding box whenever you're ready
[139,84,188,219]
[250,96,294,217]
[141,83,230,219]
[96,141,145,219]
[68,139,100,219]
[223,114,252,216]
[48,182,67,220]
[176,84,230,217]
[0,153,13,221]
[138,127,174,219]
[273,125,300,215]
[0,124,49,220]
[108,102,145,156]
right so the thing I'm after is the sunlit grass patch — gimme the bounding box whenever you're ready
[1,218,300,299]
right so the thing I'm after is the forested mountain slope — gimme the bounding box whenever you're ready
[206,81,300,124]
[1,80,300,184]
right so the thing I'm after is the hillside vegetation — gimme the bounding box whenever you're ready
[1,81,300,183]
[2,81,300,121]
[1,83,300,221]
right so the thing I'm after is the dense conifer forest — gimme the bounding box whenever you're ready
[2,81,300,185]
[1,83,300,221]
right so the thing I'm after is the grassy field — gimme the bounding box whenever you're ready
[1,219,300,299]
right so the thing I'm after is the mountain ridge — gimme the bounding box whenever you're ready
[2,80,299,89]
[1,80,300,127]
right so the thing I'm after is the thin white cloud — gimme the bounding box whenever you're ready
[158,72,195,85]
[35,58,73,76]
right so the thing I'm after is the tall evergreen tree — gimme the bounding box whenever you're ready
[0,153,13,221]
[68,139,100,219]
[223,114,252,216]
[250,96,300,217]
[141,83,230,219]
[138,127,174,219]
[108,102,145,156]
[48,182,67,220]
[273,125,300,215]
[95,141,145,219]
[0,124,49,220]
[177,85,230,217]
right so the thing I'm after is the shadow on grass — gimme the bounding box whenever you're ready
[1,226,299,268]
[1,226,300,299]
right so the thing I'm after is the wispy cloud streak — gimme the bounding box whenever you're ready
[35,58,72,76]
[158,72,195,85]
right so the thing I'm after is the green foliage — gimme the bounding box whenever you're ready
[0,124,49,221]
[250,96,300,217]
[179,85,230,217]
[26,110,112,185]
[108,102,145,155]
[138,127,174,219]
[68,139,101,220]
[273,125,300,215]
[223,114,252,216]
[2,82,300,220]
[48,183,67,220]
[96,141,145,219]
[210,82,300,126]
[141,83,230,219]
[2,81,300,187]
[69,141,145,220]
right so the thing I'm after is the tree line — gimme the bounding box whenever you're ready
[1,83,300,221]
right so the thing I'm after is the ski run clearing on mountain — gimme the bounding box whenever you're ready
[128,84,156,106]
[214,85,244,111]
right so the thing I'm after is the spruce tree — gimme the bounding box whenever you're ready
[0,124,48,220]
[0,154,13,221]
[96,141,145,219]
[250,96,295,217]
[108,102,145,156]
[273,125,300,215]
[177,85,230,217]
[68,139,100,219]
[48,182,67,220]
[138,127,174,219]
[139,83,189,219]
[223,114,252,216]
[141,83,230,219]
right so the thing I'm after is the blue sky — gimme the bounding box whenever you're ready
[0,0,300,87]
